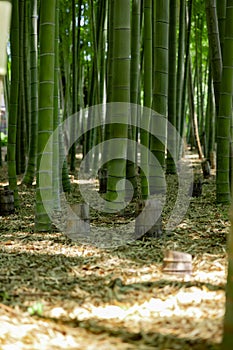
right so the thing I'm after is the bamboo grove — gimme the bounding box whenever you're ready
[1,0,233,347]
[3,0,232,222]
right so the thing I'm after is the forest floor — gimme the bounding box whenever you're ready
[0,152,230,350]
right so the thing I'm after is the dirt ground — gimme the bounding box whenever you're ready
[0,154,229,350]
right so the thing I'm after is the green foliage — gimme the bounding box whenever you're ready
[0,132,7,146]
[0,290,10,302]
[27,302,43,316]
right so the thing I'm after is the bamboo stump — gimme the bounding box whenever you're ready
[65,203,90,240]
[163,250,192,274]
[135,199,162,239]
[0,187,14,215]
[209,151,216,169]
[201,159,211,178]
[98,168,108,193]
[189,178,202,197]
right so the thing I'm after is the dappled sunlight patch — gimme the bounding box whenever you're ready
[0,156,228,349]
[0,314,90,350]
[45,286,224,343]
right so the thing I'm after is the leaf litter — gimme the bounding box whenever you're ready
[0,154,229,350]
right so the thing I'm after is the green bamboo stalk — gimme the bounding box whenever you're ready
[222,211,233,349]
[126,0,142,200]
[23,0,38,185]
[217,0,226,55]
[216,0,232,204]
[206,0,222,115]
[188,60,204,160]
[166,0,177,174]
[69,0,78,172]
[53,3,60,211]
[130,0,141,106]
[150,0,169,194]
[179,0,193,153]
[35,0,56,231]
[8,0,19,206]
[106,0,114,104]
[222,6,233,333]
[205,63,215,161]
[17,0,26,175]
[99,0,107,104]
[176,0,186,158]
[23,0,30,150]
[140,0,152,199]
[105,0,131,212]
